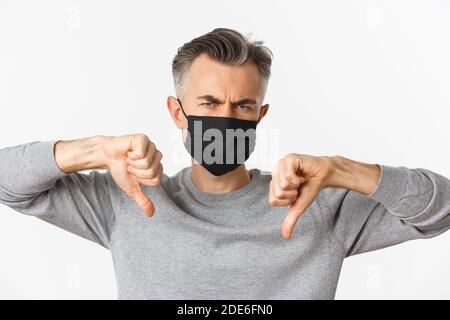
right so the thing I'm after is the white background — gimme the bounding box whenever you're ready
[1,0,449,299]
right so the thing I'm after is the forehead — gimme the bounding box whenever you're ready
[184,53,262,98]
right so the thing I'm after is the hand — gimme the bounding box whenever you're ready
[101,134,163,217]
[270,153,381,240]
[269,153,335,240]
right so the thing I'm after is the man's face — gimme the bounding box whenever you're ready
[168,53,269,128]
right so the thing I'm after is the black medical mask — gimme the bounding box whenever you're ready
[177,98,258,176]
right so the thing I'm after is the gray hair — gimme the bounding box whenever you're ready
[172,28,273,100]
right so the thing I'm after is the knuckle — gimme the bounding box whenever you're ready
[135,150,144,158]
[137,133,148,140]
[284,171,295,180]
[268,193,276,204]
[280,179,290,189]
[147,177,160,186]
[143,157,151,168]
[274,188,283,198]
[286,152,299,159]
[153,150,161,160]
[153,176,161,184]
[133,134,147,146]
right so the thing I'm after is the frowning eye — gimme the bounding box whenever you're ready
[237,104,251,109]
[200,102,216,107]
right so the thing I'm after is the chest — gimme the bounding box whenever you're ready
[110,203,344,299]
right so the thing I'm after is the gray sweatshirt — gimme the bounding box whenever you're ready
[0,140,450,299]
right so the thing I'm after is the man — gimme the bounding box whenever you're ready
[0,28,449,299]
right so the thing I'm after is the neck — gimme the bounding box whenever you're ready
[190,162,252,193]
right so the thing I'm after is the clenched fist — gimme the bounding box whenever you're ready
[270,154,332,240]
[270,153,381,240]
[101,134,163,217]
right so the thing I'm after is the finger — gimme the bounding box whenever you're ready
[126,152,162,179]
[281,184,320,240]
[278,158,305,190]
[132,163,163,185]
[270,198,293,206]
[147,150,163,173]
[270,168,298,204]
[129,185,155,217]
[135,164,163,186]
[269,180,294,206]
[273,177,298,201]
[126,143,157,168]
[127,140,152,160]
[270,170,290,205]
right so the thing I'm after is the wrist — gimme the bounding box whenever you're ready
[326,156,381,196]
[55,135,112,173]
[97,135,116,169]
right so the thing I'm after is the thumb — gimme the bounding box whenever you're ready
[129,185,155,217]
[282,184,319,240]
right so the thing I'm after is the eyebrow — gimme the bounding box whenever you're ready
[196,95,257,105]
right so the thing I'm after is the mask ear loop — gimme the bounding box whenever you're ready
[177,98,191,144]
[177,98,189,119]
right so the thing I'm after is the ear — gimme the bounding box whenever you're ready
[256,104,269,124]
[167,96,186,129]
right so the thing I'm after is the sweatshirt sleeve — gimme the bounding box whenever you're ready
[0,140,116,249]
[319,164,450,257]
